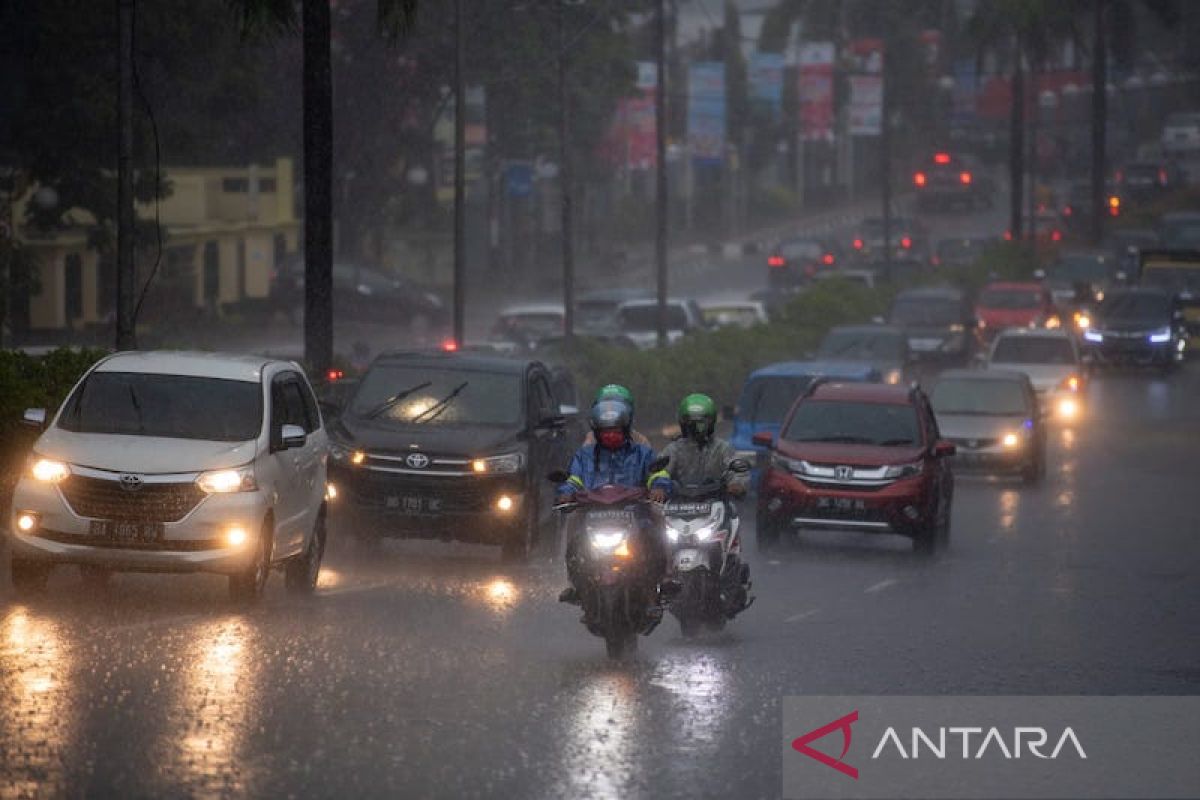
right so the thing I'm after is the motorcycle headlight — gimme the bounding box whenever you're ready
[589,530,628,551]
[693,525,716,541]
[29,457,70,484]
[196,466,257,494]
[470,452,525,474]
[1083,329,1104,343]
[1148,327,1172,344]
[882,460,923,479]
[883,368,903,385]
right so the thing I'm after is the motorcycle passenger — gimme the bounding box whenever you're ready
[557,398,672,607]
[661,393,752,613]
[582,384,651,447]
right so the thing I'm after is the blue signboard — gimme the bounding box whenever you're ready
[749,53,785,115]
[504,163,534,198]
[688,62,726,165]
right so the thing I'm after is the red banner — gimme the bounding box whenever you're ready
[798,42,835,143]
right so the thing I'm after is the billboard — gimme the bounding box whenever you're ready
[798,42,835,142]
[749,53,785,115]
[688,62,726,165]
[848,39,885,136]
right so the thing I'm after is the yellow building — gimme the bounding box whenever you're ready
[12,157,300,332]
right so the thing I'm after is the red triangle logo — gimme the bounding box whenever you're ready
[791,710,860,780]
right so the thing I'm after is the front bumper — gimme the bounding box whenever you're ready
[948,444,1034,473]
[756,467,933,537]
[8,479,268,574]
[1085,337,1183,365]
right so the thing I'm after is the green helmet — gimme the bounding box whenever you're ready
[595,384,635,415]
[678,393,717,443]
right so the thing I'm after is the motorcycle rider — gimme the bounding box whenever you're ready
[557,398,672,607]
[582,384,650,447]
[660,393,752,613]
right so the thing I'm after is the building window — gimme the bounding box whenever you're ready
[259,178,277,193]
[64,253,83,320]
[222,177,249,193]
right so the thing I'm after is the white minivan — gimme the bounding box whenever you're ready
[9,351,328,601]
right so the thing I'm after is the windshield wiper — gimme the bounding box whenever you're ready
[363,381,432,419]
[410,381,469,424]
[128,383,145,434]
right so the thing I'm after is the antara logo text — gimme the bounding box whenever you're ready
[792,710,1087,780]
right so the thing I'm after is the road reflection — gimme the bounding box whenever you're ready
[0,607,76,798]
[476,577,520,616]
[161,617,260,797]
[997,489,1020,535]
[650,652,731,750]
[554,670,639,799]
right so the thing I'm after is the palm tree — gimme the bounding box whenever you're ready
[230,0,417,376]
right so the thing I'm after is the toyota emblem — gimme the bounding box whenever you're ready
[119,474,144,492]
[405,453,430,469]
[834,465,854,481]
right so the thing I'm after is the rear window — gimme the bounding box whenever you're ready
[931,379,1030,416]
[978,288,1042,310]
[783,400,920,447]
[779,240,823,259]
[889,297,963,326]
[991,337,1076,365]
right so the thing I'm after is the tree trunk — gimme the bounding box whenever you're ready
[303,0,334,376]
[1090,0,1108,245]
[1009,44,1025,242]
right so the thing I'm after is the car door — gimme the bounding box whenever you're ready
[527,369,565,524]
[269,373,309,558]
[292,373,327,545]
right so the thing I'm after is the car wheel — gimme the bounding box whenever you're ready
[11,559,51,593]
[80,565,112,591]
[230,520,272,603]
[285,512,326,594]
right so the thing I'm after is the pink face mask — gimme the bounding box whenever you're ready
[597,429,626,450]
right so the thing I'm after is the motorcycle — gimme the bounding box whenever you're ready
[663,459,753,638]
[548,461,668,660]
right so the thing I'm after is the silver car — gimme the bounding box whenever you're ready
[984,328,1086,423]
[929,370,1046,485]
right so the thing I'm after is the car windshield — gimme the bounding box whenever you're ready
[1165,113,1200,126]
[1141,266,1200,293]
[58,372,263,441]
[497,312,562,337]
[1047,256,1110,285]
[889,297,962,326]
[817,330,905,360]
[1099,293,1172,323]
[618,304,689,331]
[702,306,760,327]
[978,288,1041,310]
[350,365,522,426]
[739,376,813,426]
[931,379,1029,416]
[991,337,1076,364]
[577,301,621,329]
[784,400,920,446]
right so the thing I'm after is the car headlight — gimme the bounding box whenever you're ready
[883,368,903,385]
[29,457,70,484]
[1148,327,1172,344]
[1001,432,1021,448]
[1044,315,1062,329]
[196,466,257,493]
[771,452,805,473]
[471,452,525,474]
[882,460,923,479]
[1074,312,1091,330]
[1057,397,1079,419]
[1083,329,1104,343]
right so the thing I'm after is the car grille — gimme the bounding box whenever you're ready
[949,437,999,450]
[59,475,206,523]
[34,528,224,552]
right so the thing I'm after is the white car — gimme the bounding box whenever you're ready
[490,303,566,347]
[983,329,1086,422]
[700,300,768,329]
[615,298,701,349]
[1161,112,1200,155]
[9,351,329,601]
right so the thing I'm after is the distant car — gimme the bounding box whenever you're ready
[974,281,1060,340]
[270,260,447,332]
[614,298,702,349]
[767,236,839,288]
[1005,209,1064,247]
[812,269,878,290]
[727,361,882,484]
[912,150,995,211]
[1158,211,1200,251]
[490,304,566,350]
[1108,228,1160,276]
[1082,287,1187,370]
[984,328,1086,422]
[10,351,329,599]
[754,381,956,554]
[929,369,1045,484]
[815,325,909,385]
[700,300,768,329]
[850,217,930,264]
[1161,111,1200,155]
[326,351,576,560]
[1115,161,1185,203]
[576,288,652,335]
[887,287,978,364]
[1042,252,1117,309]
[1061,181,1122,236]
[931,236,996,268]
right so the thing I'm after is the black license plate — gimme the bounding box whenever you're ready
[89,520,164,544]
[816,497,866,512]
[384,496,443,514]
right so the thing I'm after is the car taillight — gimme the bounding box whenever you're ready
[1003,230,1013,241]
[853,238,864,250]
[900,236,912,249]
[441,339,459,352]
[768,255,785,268]
[326,368,344,382]
[822,253,835,266]
[1051,229,1062,242]
[931,255,941,266]
[934,152,950,164]
[1108,196,1120,216]
[914,172,927,187]
[1115,169,1124,183]
[1159,167,1168,185]
[959,171,972,185]
[1063,205,1073,217]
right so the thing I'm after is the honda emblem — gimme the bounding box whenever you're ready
[834,465,854,481]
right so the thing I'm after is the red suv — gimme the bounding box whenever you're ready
[975,281,1060,340]
[754,381,956,555]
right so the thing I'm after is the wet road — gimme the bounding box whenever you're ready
[2,360,1199,798]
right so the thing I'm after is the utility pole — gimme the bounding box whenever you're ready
[558,3,575,343]
[881,45,892,284]
[453,0,466,346]
[302,0,334,376]
[116,0,136,350]
[1090,0,1107,245]
[655,0,669,348]
[1009,36,1025,242]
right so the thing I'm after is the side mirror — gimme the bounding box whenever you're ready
[546,469,571,484]
[933,440,957,458]
[752,431,775,448]
[22,408,47,429]
[728,458,751,474]
[280,424,307,450]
